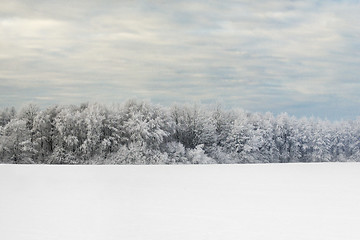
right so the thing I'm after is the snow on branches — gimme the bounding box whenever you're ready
[1,100,360,164]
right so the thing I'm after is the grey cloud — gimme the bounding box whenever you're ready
[1,0,360,120]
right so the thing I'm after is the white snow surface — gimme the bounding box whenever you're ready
[0,163,359,240]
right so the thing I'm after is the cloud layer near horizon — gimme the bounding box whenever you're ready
[1,0,359,120]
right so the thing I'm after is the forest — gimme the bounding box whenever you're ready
[1,99,360,164]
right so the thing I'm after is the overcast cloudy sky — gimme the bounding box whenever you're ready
[1,0,359,120]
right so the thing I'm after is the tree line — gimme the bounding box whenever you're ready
[1,99,359,164]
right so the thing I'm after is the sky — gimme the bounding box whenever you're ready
[0,0,359,120]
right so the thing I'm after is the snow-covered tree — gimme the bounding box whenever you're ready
[0,107,16,127]
[1,119,35,163]
[79,103,107,158]
[170,104,216,152]
[1,99,360,164]
[120,99,174,150]
[32,105,62,163]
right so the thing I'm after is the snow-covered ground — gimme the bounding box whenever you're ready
[0,163,359,240]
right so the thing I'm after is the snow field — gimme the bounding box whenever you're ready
[0,163,359,240]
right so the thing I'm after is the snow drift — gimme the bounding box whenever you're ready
[1,163,359,240]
